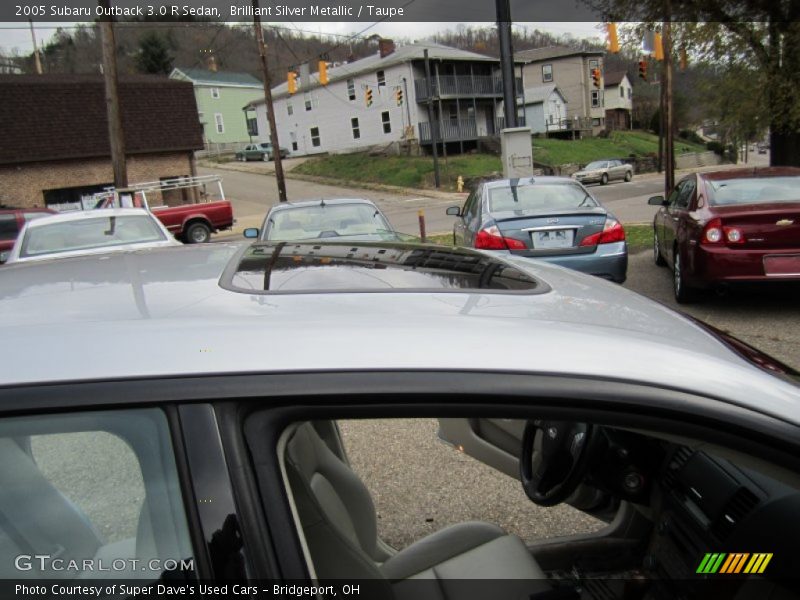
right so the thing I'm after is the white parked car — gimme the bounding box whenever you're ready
[4,208,182,264]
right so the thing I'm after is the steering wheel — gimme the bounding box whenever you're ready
[519,420,596,507]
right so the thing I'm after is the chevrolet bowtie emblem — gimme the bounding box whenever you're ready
[776,219,794,226]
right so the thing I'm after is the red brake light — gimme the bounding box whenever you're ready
[579,219,625,246]
[702,218,723,245]
[474,225,526,250]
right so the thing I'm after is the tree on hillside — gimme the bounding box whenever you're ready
[135,32,173,75]
[588,0,800,166]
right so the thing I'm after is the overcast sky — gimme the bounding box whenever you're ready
[0,21,603,55]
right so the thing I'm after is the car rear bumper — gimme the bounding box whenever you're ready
[509,241,628,283]
[689,245,800,286]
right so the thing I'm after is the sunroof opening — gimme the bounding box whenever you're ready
[221,242,548,295]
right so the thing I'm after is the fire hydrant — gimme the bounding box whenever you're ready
[456,175,464,193]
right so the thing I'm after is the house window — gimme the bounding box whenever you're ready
[247,117,258,136]
[347,78,356,101]
[592,117,601,126]
[591,90,601,108]
[310,127,321,147]
[214,113,224,134]
[290,131,298,152]
[210,87,220,99]
[351,117,360,139]
[588,59,599,73]
[542,64,553,82]
[305,98,313,111]
[381,111,391,134]
[287,104,294,116]
[377,70,385,87]
[628,87,632,99]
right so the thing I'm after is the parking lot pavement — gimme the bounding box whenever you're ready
[340,418,605,550]
[624,250,800,369]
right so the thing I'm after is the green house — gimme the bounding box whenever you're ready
[170,67,264,146]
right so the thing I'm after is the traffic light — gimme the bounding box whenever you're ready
[654,33,664,61]
[591,68,601,88]
[287,70,297,95]
[606,23,619,53]
[318,60,328,85]
[638,59,648,81]
[365,86,373,107]
[395,87,404,106]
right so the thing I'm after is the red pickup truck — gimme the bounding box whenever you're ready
[94,175,234,244]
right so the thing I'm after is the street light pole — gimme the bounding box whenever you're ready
[98,0,127,189]
[496,0,517,129]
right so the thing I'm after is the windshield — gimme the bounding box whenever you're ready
[21,215,166,257]
[707,177,800,205]
[584,161,607,170]
[488,184,598,213]
[265,204,393,241]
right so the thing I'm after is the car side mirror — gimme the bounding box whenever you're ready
[446,206,461,216]
[648,196,666,206]
[243,228,260,239]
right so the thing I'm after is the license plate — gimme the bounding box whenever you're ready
[764,255,800,276]
[532,229,574,249]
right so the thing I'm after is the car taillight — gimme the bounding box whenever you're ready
[474,225,526,250]
[579,219,625,246]
[724,226,745,244]
[702,218,723,244]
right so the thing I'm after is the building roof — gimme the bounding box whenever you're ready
[254,42,504,104]
[0,74,204,166]
[170,68,262,88]
[516,46,604,64]
[603,71,630,87]
[522,84,567,105]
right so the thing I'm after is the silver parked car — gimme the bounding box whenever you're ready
[4,208,181,264]
[0,242,798,596]
[572,159,634,185]
[244,198,411,242]
[446,177,627,283]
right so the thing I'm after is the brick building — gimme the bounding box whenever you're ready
[0,75,204,209]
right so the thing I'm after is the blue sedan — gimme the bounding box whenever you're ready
[447,177,628,283]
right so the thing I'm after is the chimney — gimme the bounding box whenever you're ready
[379,39,396,59]
[206,53,218,72]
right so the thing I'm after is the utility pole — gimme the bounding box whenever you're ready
[28,20,42,74]
[252,0,287,202]
[98,0,127,188]
[496,0,517,128]
[663,5,675,193]
[423,49,441,188]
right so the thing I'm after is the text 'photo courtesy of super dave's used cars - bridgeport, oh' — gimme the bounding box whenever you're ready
[2,2,800,600]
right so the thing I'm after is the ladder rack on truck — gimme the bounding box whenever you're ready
[90,175,226,211]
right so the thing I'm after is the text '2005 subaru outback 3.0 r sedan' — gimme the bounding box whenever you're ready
[0,240,799,600]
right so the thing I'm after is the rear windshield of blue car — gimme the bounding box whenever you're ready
[488,184,597,213]
[222,242,547,294]
[707,177,800,205]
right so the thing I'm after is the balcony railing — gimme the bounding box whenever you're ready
[419,116,527,144]
[414,76,523,101]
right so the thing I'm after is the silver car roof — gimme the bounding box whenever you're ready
[0,243,798,424]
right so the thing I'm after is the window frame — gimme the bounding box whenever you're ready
[591,90,601,108]
[351,117,361,140]
[381,111,391,134]
[210,87,220,99]
[542,64,553,82]
[377,70,386,88]
[310,126,321,148]
[214,113,225,134]
[347,78,356,101]
[287,104,294,116]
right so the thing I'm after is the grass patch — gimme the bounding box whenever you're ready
[424,232,455,246]
[533,130,705,166]
[293,153,501,189]
[623,224,652,254]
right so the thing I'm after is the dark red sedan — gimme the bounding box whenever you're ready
[649,167,800,302]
